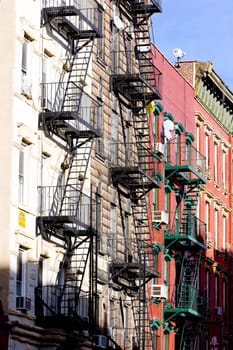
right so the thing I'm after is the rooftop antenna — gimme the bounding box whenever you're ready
[173,48,186,68]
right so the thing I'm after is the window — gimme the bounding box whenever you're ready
[21,35,28,76]
[42,51,48,85]
[196,125,200,152]
[205,133,209,173]
[125,32,133,73]
[111,20,120,73]
[205,269,210,309]
[214,209,218,248]
[19,144,25,203]
[95,174,102,249]
[205,337,209,350]
[223,279,226,313]
[222,150,226,190]
[38,256,47,287]
[205,201,210,242]
[222,215,226,250]
[111,99,118,165]
[96,77,104,157]
[97,6,104,60]
[110,203,117,259]
[125,110,133,166]
[21,33,33,98]
[18,141,30,205]
[16,248,26,297]
[41,51,48,108]
[214,274,219,307]
[214,142,218,182]
[110,299,116,336]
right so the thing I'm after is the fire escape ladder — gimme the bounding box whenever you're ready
[131,253,153,350]
[46,235,91,321]
[58,138,93,216]
[62,39,94,111]
[132,8,160,101]
[179,323,199,350]
[179,185,206,249]
[64,236,90,291]
[177,254,200,308]
[180,188,199,236]
[128,144,157,350]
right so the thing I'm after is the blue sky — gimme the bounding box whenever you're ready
[151,0,233,92]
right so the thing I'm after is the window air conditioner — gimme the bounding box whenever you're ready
[215,306,223,316]
[113,16,124,31]
[154,142,165,156]
[151,284,168,299]
[96,335,107,349]
[16,296,31,311]
[136,40,150,53]
[153,211,168,225]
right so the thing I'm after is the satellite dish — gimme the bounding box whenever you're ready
[173,48,186,59]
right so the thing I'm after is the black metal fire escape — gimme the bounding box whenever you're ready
[163,139,207,349]
[110,1,162,349]
[36,0,101,344]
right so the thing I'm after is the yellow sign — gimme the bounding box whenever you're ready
[18,210,26,228]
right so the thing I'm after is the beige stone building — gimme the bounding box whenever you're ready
[0,1,163,349]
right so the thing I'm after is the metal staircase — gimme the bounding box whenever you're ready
[63,236,90,289]
[164,147,206,348]
[110,1,162,349]
[179,324,199,350]
[177,253,201,309]
[36,0,101,335]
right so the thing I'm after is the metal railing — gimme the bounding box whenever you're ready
[38,186,93,224]
[167,284,201,312]
[42,2,101,39]
[111,50,162,95]
[35,285,89,319]
[165,142,206,179]
[109,142,161,176]
[165,213,207,245]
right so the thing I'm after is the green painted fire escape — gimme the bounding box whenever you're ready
[110,1,162,349]
[163,137,207,348]
[36,0,101,340]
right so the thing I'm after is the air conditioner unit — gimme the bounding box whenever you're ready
[215,306,223,316]
[151,284,168,299]
[153,211,168,225]
[136,41,150,53]
[16,296,31,311]
[96,335,107,349]
[154,142,165,156]
[113,16,124,31]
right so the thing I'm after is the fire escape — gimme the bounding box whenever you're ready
[163,137,207,349]
[36,1,101,346]
[110,1,162,349]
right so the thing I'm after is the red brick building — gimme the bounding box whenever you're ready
[149,45,233,350]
